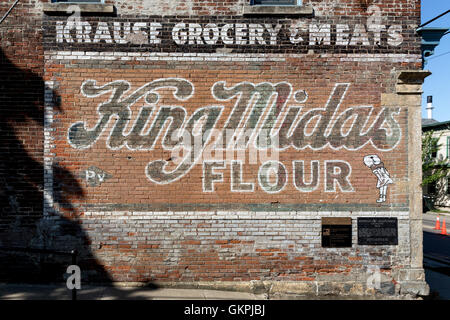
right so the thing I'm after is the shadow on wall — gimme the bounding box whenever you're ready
[0,47,114,284]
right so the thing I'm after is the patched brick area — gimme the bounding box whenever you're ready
[0,0,429,296]
[78,211,411,282]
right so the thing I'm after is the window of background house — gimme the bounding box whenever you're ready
[251,0,302,5]
[429,182,437,195]
[447,178,450,195]
[431,137,438,158]
[447,137,450,159]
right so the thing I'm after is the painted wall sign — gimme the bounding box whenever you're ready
[82,166,112,187]
[43,9,417,56]
[65,78,402,199]
[44,4,412,207]
[54,20,404,47]
[363,155,393,203]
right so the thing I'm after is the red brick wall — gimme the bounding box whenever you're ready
[0,0,425,294]
[0,0,44,279]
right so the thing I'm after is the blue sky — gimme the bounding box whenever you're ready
[421,0,450,121]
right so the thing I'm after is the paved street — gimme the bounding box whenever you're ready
[423,212,450,234]
[423,212,450,259]
[422,211,450,300]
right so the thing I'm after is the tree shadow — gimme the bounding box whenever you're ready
[0,47,116,284]
[0,282,165,300]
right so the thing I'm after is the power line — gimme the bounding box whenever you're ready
[427,50,450,61]
[419,9,450,28]
[0,0,20,25]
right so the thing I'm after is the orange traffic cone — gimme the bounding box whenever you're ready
[434,216,441,230]
[441,219,447,235]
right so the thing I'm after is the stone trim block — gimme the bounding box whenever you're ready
[242,4,314,16]
[43,3,114,14]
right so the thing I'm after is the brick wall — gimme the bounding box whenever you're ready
[0,0,428,296]
[0,0,46,280]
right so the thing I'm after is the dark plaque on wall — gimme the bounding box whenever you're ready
[322,218,352,248]
[357,218,398,245]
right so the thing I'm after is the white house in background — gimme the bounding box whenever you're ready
[422,96,450,208]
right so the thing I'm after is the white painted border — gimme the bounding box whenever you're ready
[82,210,410,220]
[44,81,55,216]
[44,51,422,63]
[45,51,286,62]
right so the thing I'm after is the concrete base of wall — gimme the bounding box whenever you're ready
[107,278,429,299]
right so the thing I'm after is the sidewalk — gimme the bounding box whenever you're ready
[426,207,450,217]
[0,283,420,300]
[0,283,267,300]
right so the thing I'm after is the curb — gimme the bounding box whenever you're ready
[425,210,450,217]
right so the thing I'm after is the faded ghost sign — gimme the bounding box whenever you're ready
[67,79,401,194]
[55,20,404,47]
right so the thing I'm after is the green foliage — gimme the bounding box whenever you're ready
[422,130,449,187]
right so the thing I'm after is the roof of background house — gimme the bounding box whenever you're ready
[422,118,450,131]
[422,118,439,126]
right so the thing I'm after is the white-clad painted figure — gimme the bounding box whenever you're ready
[363,155,393,203]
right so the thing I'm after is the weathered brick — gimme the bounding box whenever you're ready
[0,0,428,297]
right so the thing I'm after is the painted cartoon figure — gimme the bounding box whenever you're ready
[363,155,393,203]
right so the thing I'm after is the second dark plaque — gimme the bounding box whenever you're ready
[357,218,398,245]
